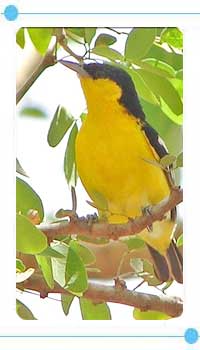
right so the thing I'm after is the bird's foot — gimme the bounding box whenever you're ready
[114,277,127,290]
[142,206,153,231]
[86,213,99,225]
[76,213,99,225]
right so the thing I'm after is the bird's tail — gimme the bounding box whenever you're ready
[147,240,183,284]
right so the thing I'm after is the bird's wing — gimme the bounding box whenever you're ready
[142,121,168,158]
[141,121,176,221]
[140,121,183,283]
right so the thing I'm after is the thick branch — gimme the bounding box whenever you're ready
[38,187,183,240]
[16,48,56,104]
[18,275,183,318]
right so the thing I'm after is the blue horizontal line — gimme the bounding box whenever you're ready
[18,12,200,15]
[0,335,184,338]
[1,12,200,15]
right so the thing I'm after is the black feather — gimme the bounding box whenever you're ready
[83,63,146,120]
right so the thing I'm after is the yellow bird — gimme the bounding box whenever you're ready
[60,60,183,284]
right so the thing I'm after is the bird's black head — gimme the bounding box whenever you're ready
[59,60,145,120]
[82,62,145,120]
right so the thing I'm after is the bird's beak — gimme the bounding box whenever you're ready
[59,60,89,77]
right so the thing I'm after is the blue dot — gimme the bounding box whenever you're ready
[184,328,199,344]
[4,5,19,21]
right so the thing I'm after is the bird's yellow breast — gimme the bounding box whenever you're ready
[76,80,170,224]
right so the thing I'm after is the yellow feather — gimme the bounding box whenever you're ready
[76,77,174,253]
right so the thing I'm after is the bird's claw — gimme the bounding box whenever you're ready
[142,206,153,231]
[86,213,98,224]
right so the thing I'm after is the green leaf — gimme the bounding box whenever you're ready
[138,69,183,115]
[160,154,176,167]
[130,258,144,273]
[92,46,123,61]
[80,112,87,122]
[84,28,96,44]
[79,298,111,320]
[141,99,183,155]
[123,237,145,250]
[65,28,85,44]
[16,28,25,48]
[67,28,85,37]
[65,241,88,294]
[52,257,66,287]
[70,240,96,266]
[16,159,28,177]
[16,258,26,272]
[169,78,183,99]
[61,294,74,316]
[176,152,183,168]
[142,260,161,286]
[16,299,37,320]
[16,268,34,283]
[38,246,65,258]
[161,28,183,49]
[142,158,164,170]
[133,308,170,320]
[142,58,176,78]
[50,243,70,287]
[127,69,159,105]
[51,241,68,256]
[130,258,161,286]
[16,213,47,254]
[47,105,74,147]
[177,234,183,247]
[64,123,78,186]
[160,97,183,125]
[95,33,117,47]
[16,177,44,221]
[36,255,54,289]
[20,106,47,118]
[145,43,183,70]
[125,28,156,60]
[27,28,53,55]
[176,69,183,79]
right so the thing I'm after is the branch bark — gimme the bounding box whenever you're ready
[16,48,56,104]
[18,274,183,318]
[38,187,183,241]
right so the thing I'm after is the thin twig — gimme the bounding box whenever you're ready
[71,187,77,213]
[105,27,129,35]
[55,28,83,62]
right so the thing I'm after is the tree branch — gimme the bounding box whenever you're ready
[16,27,83,105]
[38,187,183,241]
[16,48,56,105]
[18,274,183,318]
[55,28,83,62]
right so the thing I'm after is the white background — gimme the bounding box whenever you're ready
[0,0,200,349]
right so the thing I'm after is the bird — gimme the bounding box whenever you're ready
[60,60,183,284]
